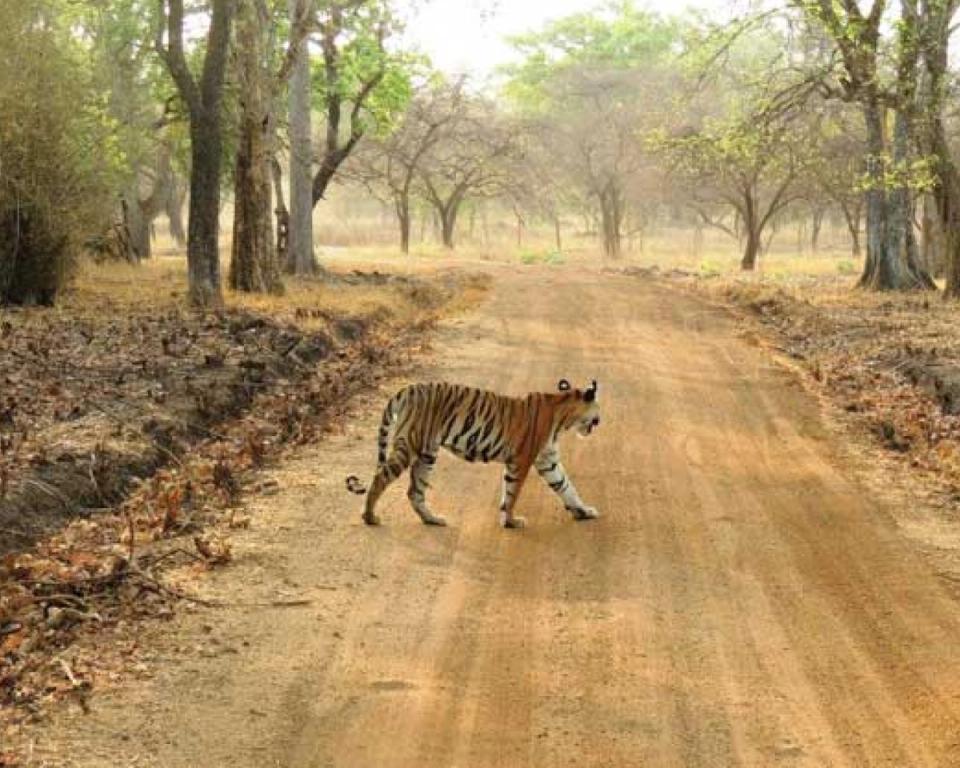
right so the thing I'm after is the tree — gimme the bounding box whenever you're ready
[916,0,960,296]
[794,0,935,289]
[416,96,518,249]
[284,0,411,274]
[505,1,681,257]
[230,0,283,293]
[230,0,312,294]
[156,0,236,307]
[287,0,314,273]
[656,110,814,270]
[346,79,463,252]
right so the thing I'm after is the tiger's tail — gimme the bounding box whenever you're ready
[345,389,403,496]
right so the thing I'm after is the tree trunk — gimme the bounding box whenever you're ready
[921,194,945,277]
[158,0,234,308]
[692,220,704,257]
[441,206,458,249]
[943,207,960,298]
[166,177,187,247]
[930,139,960,296]
[554,215,562,252]
[599,186,622,258]
[230,0,282,295]
[858,104,934,290]
[811,207,824,251]
[928,128,960,295]
[396,195,411,254]
[740,191,760,271]
[287,0,315,275]
[124,189,151,262]
[741,227,761,270]
[186,113,225,306]
[271,157,290,265]
[917,0,959,296]
[841,201,862,257]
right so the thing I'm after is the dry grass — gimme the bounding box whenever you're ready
[68,253,489,331]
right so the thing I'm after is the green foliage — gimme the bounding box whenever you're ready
[0,1,126,303]
[503,0,681,112]
[519,248,565,265]
[520,249,540,265]
[311,3,420,137]
[699,258,722,277]
[85,0,181,178]
[650,113,810,187]
[856,154,938,193]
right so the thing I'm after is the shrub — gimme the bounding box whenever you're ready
[0,3,123,305]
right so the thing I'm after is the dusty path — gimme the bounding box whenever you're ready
[34,266,960,767]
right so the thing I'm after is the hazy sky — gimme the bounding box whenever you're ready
[401,0,735,81]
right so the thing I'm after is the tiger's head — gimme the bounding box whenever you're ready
[557,379,601,438]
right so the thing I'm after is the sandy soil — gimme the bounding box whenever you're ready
[24,265,960,767]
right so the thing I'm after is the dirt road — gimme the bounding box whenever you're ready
[37,266,960,767]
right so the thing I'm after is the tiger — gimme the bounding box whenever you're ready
[345,379,601,529]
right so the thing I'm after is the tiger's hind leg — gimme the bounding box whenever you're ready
[363,440,413,526]
[408,452,446,527]
[498,461,530,529]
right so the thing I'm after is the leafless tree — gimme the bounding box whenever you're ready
[346,80,464,252]
[416,95,519,249]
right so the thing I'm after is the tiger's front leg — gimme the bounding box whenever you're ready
[535,447,599,522]
[499,462,529,529]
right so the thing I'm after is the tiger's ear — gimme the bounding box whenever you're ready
[557,379,571,392]
[584,379,598,403]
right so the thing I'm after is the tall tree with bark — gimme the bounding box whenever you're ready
[156,0,236,307]
[287,0,314,274]
[795,0,935,289]
[284,0,409,274]
[916,0,960,296]
[230,0,282,293]
[230,0,312,294]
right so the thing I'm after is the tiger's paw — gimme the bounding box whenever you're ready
[421,513,448,527]
[572,506,600,521]
[363,512,382,526]
[500,513,527,529]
